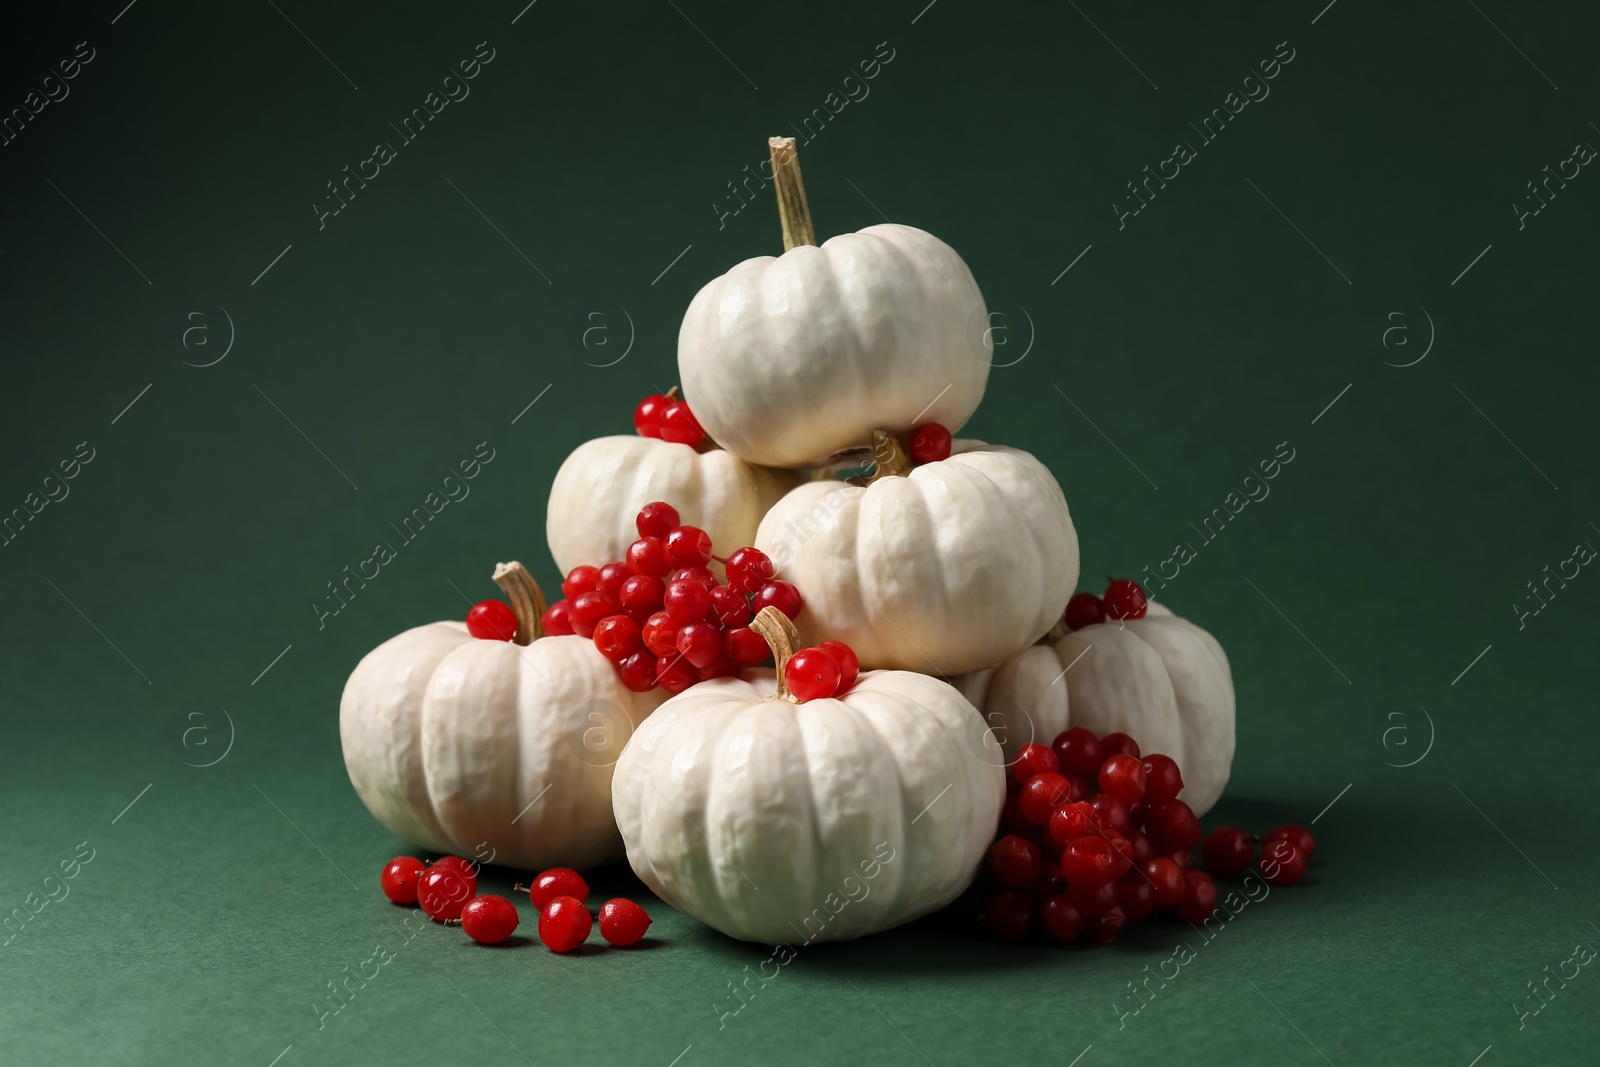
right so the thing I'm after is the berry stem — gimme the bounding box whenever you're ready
[769,137,817,251]
[492,561,547,646]
[865,430,914,482]
[749,605,802,701]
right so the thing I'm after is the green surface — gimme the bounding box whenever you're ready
[3,1,1598,1064]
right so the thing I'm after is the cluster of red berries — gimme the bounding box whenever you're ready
[1201,824,1315,886]
[380,855,650,952]
[784,640,860,702]
[983,729,1213,944]
[1064,578,1149,631]
[633,391,707,447]
[906,422,952,465]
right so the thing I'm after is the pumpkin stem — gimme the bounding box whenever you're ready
[864,430,914,482]
[768,137,817,251]
[492,561,547,646]
[749,605,802,701]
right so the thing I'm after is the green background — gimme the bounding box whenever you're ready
[3,1,1596,1063]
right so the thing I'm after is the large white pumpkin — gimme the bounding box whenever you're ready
[953,603,1236,815]
[547,435,796,579]
[340,563,664,870]
[612,608,1004,944]
[755,438,1078,676]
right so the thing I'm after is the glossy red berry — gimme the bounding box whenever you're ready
[786,647,842,701]
[1040,894,1084,942]
[626,537,671,577]
[1144,857,1185,908]
[670,565,718,589]
[562,565,600,601]
[1011,743,1059,784]
[1103,579,1148,621]
[655,655,698,694]
[380,856,423,904]
[676,622,725,669]
[635,501,680,540]
[1062,836,1119,888]
[523,868,588,909]
[709,585,752,628]
[541,599,574,636]
[1259,838,1307,886]
[1127,829,1154,865]
[430,856,479,887]
[633,394,671,438]
[984,890,1034,943]
[1099,732,1141,760]
[458,895,519,944]
[1263,824,1317,860]
[990,835,1042,888]
[1146,799,1202,852]
[1166,848,1192,874]
[725,626,769,666]
[1099,754,1146,805]
[568,592,619,639]
[418,866,474,921]
[664,526,713,568]
[538,896,593,952]
[619,574,665,622]
[818,641,859,691]
[1049,801,1097,844]
[641,611,682,657]
[1064,592,1105,631]
[618,650,657,692]
[1087,793,1131,835]
[1052,728,1102,780]
[1141,754,1184,804]
[724,547,775,594]
[659,401,706,446]
[592,614,643,663]
[697,657,740,681]
[596,562,631,602]
[753,580,803,620]
[598,899,652,946]
[1202,827,1255,877]
[1171,870,1218,924]
[466,599,518,641]
[1019,773,1074,825]
[1069,878,1119,918]
[907,423,952,464]
[663,579,712,623]
[1103,830,1135,876]
[1117,877,1158,922]
[1083,907,1127,944]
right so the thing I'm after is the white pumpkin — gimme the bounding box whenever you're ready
[677,140,990,468]
[755,436,1079,676]
[953,602,1236,815]
[340,562,664,870]
[547,435,797,578]
[612,608,1004,944]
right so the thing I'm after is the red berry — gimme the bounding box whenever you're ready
[1019,773,1074,825]
[1052,728,1102,780]
[1103,579,1148,621]
[907,423,952,464]
[696,657,740,681]
[626,537,671,577]
[664,526,713,568]
[592,614,643,663]
[541,599,574,636]
[676,622,725,669]
[663,579,712,623]
[458,895,519,944]
[1099,754,1146,805]
[1103,830,1135,876]
[1069,878,1119,918]
[1171,870,1218,924]
[753,581,803,620]
[1024,865,1066,902]
[984,890,1034,943]
[635,501,680,540]
[1202,827,1254,877]
[1145,799,1201,852]
[786,647,841,701]
[596,562,631,602]
[380,856,423,904]
[1116,877,1158,922]
[641,611,682,657]
[670,565,718,589]
[1127,829,1154,865]
[618,650,657,692]
[1011,743,1059,784]
[619,574,665,622]
[1049,801,1097,844]
[990,835,1042,888]
[598,898,652,946]
[568,591,619,639]
[1144,858,1185,909]
[659,401,706,446]
[818,641,859,691]
[430,855,479,887]
[724,547,775,595]
[1099,732,1141,760]
[1087,793,1131,835]
[1166,848,1192,874]
[633,394,671,438]
[538,896,593,952]
[656,655,698,694]
[1259,838,1307,886]
[1063,592,1105,631]
[709,585,752,628]
[466,599,518,641]
[1263,824,1317,860]
[1061,836,1119,888]
[1040,894,1084,942]
[524,868,588,909]
[418,866,474,921]
[1141,755,1184,804]
[725,626,770,666]
[1082,907,1127,944]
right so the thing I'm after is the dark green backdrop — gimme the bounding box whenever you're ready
[3,1,1596,1064]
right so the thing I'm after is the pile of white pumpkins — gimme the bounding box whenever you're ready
[340,139,1235,945]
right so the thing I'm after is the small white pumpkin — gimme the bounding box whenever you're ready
[612,608,1004,945]
[953,602,1236,815]
[755,435,1079,676]
[546,434,797,578]
[677,139,990,468]
[340,562,664,870]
